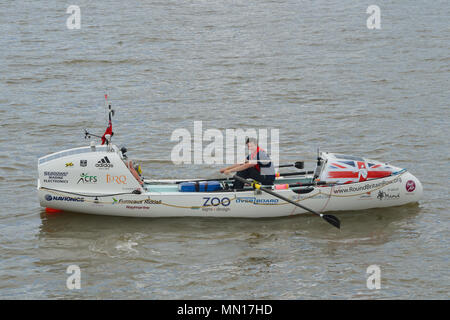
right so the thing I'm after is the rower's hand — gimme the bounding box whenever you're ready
[223,169,232,176]
[220,168,226,174]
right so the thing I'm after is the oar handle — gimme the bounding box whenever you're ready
[278,161,305,169]
[278,171,314,177]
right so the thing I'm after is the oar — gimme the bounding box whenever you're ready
[278,161,304,169]
[233,175,341,229]
[278,170,314,177]
[173,170,314,184]
[134,159,308,170]
[256,160,305,169]
[174,176,232,184]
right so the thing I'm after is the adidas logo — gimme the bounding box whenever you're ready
[95,156,114,168]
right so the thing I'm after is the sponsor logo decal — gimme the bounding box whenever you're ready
[202,197,231,207]
[236,197,279,204]
[107,174,127,184]
[43,171,69,184]
[126,205,150,210]
[333,177,401,194]
[77,173,97,184]
[80,160,87,167]
[406,180,416,192]
[377,191,400,200]
[96,156,114,169]
[44,194,84,202]
[112,198,162,205]
[201,207,230,213]
[201,197,232,212]
[65,162,74,167]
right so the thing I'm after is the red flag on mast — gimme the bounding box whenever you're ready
[101,94,113,145]
[102,94,112,145]
[101,120,112,145]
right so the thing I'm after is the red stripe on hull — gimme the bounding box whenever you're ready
[367,171,392,178]
[328,171,359,178]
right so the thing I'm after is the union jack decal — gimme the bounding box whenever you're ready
[321,155,394,184]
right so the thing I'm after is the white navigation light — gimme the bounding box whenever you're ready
[104,134,112,150]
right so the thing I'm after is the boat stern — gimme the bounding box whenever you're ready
[37,144,143,212]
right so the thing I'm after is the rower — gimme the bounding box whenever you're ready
[220,137,275,189]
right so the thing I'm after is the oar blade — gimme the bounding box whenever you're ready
[322,214,341,229]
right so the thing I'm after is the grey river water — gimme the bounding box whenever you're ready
[0,0,449,299]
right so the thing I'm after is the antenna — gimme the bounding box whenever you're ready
[313,147,322,180]
[82,94,115,143]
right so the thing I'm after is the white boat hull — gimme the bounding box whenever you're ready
[38,170,422,218]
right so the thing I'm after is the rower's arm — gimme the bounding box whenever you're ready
[221,162,246,172]
[226,162,255,173]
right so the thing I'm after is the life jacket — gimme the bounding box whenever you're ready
[249,147,271,173]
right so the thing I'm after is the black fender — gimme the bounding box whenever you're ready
[292,187,315,194]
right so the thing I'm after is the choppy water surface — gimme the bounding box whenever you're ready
[0,0,449,299]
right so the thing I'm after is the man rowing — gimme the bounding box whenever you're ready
[220,137,275,189]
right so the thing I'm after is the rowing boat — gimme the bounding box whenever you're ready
[37,144,423,219]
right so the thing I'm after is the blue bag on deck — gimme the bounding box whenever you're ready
[178,181,221,192]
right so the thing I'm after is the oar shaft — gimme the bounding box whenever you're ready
[173,170,313,184]
[288,181,328,187]
[279,171,314,177]
[233,175,321,217]
[232,175,340,229]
